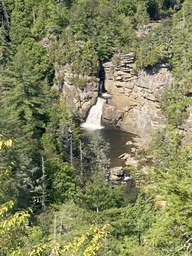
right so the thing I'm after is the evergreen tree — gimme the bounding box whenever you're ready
[9,0,33,46]
[45,158,77,204]
[0,37,56,209]
[144,126,192,255]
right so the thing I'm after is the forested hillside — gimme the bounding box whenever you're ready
[0,0,192,255]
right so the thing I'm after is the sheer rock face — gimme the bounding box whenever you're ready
[54,63,99,119]
[54,53,173,140]
[102,53,173,139]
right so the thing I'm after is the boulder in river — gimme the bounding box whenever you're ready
[108,166,133,184]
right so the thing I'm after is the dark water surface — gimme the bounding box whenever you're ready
[82,128,136,167]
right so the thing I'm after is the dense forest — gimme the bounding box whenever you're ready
[0,0,192,255]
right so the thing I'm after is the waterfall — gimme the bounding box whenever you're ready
[81,97,106,129]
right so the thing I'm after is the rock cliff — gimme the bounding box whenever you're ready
[54,53,173,140]
[102,53,173,139]
[54,63,99,119]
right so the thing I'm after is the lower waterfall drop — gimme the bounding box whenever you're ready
[81,97,106,129]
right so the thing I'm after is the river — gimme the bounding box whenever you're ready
[82,127,136,167]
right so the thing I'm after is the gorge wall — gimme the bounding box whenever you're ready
[55,53,173,141]
[54,63,99,118]
[102,53,173,139]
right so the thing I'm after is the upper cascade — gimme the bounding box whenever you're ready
[100,92,113,99]
[81,97,106,130]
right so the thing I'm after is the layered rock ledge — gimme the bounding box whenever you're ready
[102,53,173,139]
[54,52,173,142]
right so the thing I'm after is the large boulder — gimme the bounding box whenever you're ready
[108,166,133,185]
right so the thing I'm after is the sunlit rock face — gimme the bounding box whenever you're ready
[54,53,173,142]
[102,53,173,140]
[53,63,99,119]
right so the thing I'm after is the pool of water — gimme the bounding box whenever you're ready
[82,128,136,167]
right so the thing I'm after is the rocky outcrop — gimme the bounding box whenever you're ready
[54,52,173,140]
[54,63,99,119]
[108,166,134,185]
[102,53,173,139]
[118,153,139,168]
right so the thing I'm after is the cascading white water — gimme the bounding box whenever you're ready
[81,97,106,129]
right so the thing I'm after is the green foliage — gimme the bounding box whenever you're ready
[169,0,192,87]
[38,202,93,240]
[94,194,156,255]
[151,126,185,171]
[160,86,190,127]
[136,0,192,88]
[81,134,110,178]
[70,75,88,89]
[9,0,33,46]
[0,27,11,65]
[145,127,192,255]
[0,36,58,209]
[0,201,30,255]
[31,0,69,38]
[135,1,150,26]
[0,138,17,204]
[62,224,109,255]
[136,18,172,68]
[76,174,126,212]
[34,196,157,255]
[36,202,97,254]
[53,0,137,75]
[72,39,98,75]
[41,99,70,160]
[0,139,47,255]
[0,200,47,255]
[115,0,136,16]
[75,134,125,212]
[46,158,77,204]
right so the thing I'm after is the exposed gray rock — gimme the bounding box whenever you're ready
[119,153,138,167]
[108,166,133,184]
[41,37,49,48]
[118,153,130,160]
[126,140,133,145]
[54,52,173,145]
[110,166,124,176]
[102,53,173,142]
[125,157,138,167]
[54,63,98,119]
